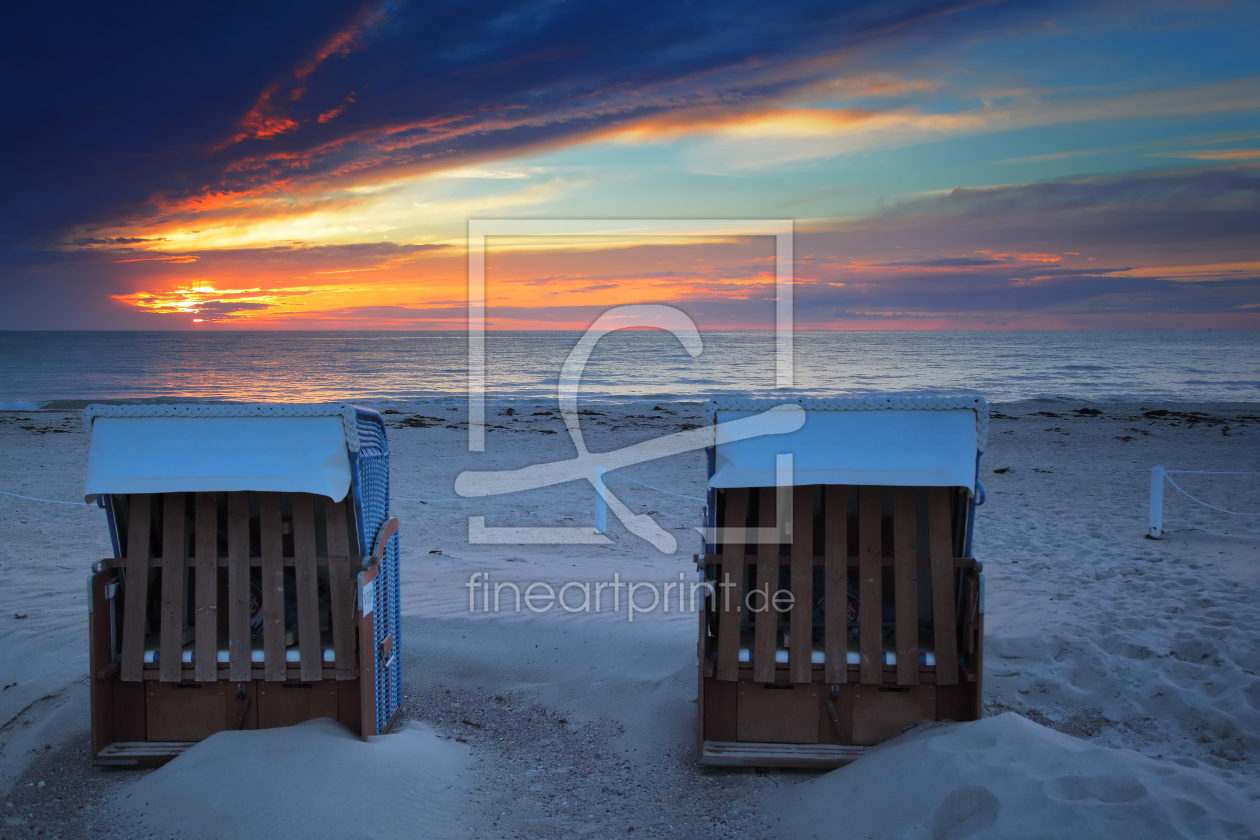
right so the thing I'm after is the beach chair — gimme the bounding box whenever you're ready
[82,404,401,765]
[696,396,987,768]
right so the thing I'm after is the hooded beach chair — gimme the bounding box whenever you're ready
[82,404,401,765]
[696,396,987,768]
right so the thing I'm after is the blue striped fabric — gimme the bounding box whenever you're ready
[352,407,401,734]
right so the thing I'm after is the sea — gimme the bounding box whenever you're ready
[0,330,1257,408]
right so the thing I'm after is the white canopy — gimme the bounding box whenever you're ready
[83,407,357,503]
[708,397,985,493]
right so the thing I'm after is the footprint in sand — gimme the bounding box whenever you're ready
[1043,774,1147,803]
[931,786,1000,840]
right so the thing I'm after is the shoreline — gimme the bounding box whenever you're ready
[4,395,1260,413]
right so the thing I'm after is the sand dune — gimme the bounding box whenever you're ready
[115,719,471,839]
[771,713,1259,840]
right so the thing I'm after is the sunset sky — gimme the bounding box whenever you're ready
[2,0,1258,329]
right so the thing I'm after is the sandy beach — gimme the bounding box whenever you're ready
[2,400,1259,838]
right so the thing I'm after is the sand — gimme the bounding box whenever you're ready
[771,713,1259,839]
[117,719,471,839]
[2,401,1258,838]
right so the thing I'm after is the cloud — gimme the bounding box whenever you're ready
[1,0,1079,252]
[999,148,1113,164]
[1147,149,1260,161]
[72,236,167,246]
[840,164,1260,239]
[670,75,1260,173]
[217,2,398,147]
[876,257,1002,267]
[777,164,1260,322]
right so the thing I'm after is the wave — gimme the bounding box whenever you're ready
[3,331,1258,405]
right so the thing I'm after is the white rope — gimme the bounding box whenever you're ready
[393,468,706,503]
[394,468,598,502]
[392,484,558,503]
[606,470,705,502]
[0,489,86,506]
[1162,473,1260,517]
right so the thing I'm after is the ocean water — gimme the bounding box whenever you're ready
[0,330,1257,408]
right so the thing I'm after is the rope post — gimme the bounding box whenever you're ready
[593,468,607,534]
[1149,466,1164,538]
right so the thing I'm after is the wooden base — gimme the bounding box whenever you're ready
[93,741,195,766]
[699,740,865,769]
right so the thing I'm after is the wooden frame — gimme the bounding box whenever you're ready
[696,484,984,768]
[89,490,398,765]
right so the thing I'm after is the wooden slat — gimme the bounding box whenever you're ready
[823,486,848,685]
[714,488,747,682]
[260,494,286,681]
[789,486,813,684]
[752,488,778,684]
[120,494,153,682]
[696,602,707,753]
[927,487,959,686]
[972,597,985,719]
[292,494,323,681]
[141,668,341,682]
[109,549,977,573]
[93,742,195,766]
[358,562,381,740]
[858,486,882,685]
[226,492,251,682]
[325,498,356,678]
[699,740,865,769]
[89,569,117,757]
[193,493,218,682]
[961,572,978,657]
[734,664,946,680]
[159,493,186,683]
[892,488,919,686]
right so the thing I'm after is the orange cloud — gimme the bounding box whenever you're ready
[217,2,394,148]
[214,85,301,149]
[110,254,201,264]
[1147,148,1260,160]
[240,86,300,139]
[106,238,783,327]
[294,3,393,84]
[603,105,883,142]
[317,93,355,123]
[973,250,1063,263]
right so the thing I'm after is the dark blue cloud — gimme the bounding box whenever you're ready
[0,0,1077,252]
[891,166,1260,220]
[1,2,368,250]
[780,165,1260,321]
[812,165,1260,255]
[877,257,1003,267]
[793,269,1260,317]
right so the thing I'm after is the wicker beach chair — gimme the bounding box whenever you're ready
[696,396,987,768]
[82,404,401,765]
